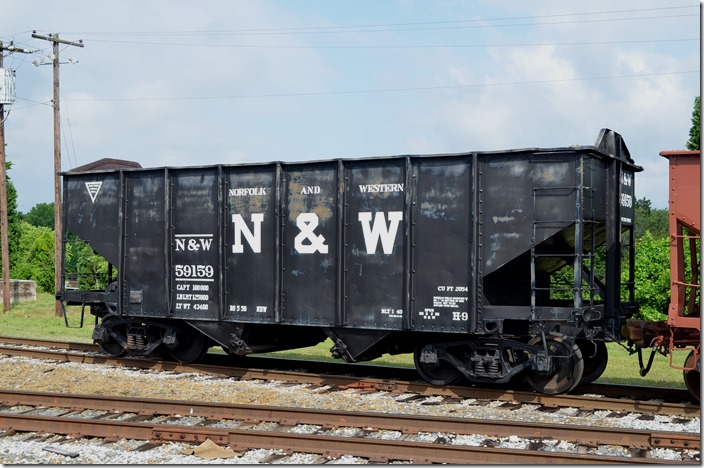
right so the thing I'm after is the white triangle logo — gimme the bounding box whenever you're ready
[85,181,102,203]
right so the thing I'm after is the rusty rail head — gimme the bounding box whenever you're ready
[0,340,699,416]
[0,389,699,452]
[0,412,693,464]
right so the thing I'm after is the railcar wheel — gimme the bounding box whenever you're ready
[413,345,464,386]
[525,333,584,394]
[97,316,128,358]
[683,350,700,402]
[166,330,209,363]
[576,340,608,384]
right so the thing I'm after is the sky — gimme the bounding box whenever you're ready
[0,0,700,213]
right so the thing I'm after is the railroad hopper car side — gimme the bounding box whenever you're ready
[59,128,641,395]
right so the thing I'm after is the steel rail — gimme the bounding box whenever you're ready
[0,346,695,420]
[0,336,693,402]
[0,335,694,404]
[0,389,697,451]
[0,336,97,352]
[0,343,698,418]
[0,412,689,464]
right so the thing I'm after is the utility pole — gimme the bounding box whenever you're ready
[0,42,34,313]
[31,32,84,317]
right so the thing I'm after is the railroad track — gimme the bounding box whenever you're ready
[0,336,698,418]
[0,389,698,464]
[0,335,691,402]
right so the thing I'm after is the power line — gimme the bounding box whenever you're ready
[13,97,53,108]
[57,70,699,103]
[60,5,697,36]
[60,114,78,169]
[84,37,698,50]
[68,13,699,37]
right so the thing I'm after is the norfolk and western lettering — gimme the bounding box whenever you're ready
[228,182,405,255]
[231,211,403,255]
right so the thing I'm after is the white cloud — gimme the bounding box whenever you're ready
[0,1,698,212]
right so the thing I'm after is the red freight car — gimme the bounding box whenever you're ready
[623,150,700,399]
[662,150,700,398]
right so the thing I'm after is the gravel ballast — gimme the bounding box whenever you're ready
[0,354,699,463]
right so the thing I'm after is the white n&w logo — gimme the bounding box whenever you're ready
[85,182,102,203]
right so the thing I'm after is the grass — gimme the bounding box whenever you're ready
[0,293,95,342]
[0,292,687,389]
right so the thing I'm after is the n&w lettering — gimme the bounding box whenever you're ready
[358,211,403,255]
[232,213,264,253]
[232,211,402,255]
[294,213,328,254]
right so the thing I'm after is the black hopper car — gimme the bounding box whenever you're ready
[59,128,641,394]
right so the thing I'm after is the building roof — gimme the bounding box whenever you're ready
[68,158,142,173]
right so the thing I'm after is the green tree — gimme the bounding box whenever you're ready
[686,96,700,151]
[63,238,111,291]
[76,247,110,290]
[1,163,22,272]
[11,221,55,292]
[23,202,55,229]
[634,198,668,239]
[630,231,670,321]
